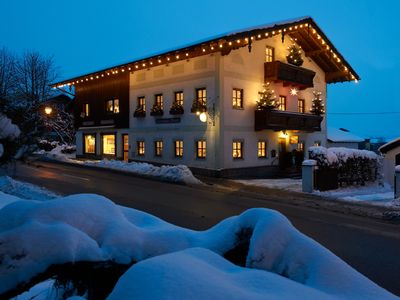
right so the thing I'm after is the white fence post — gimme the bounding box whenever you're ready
[395,166,400,199]
[302,160,317,193]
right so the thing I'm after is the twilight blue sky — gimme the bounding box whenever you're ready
[1,0,399,139]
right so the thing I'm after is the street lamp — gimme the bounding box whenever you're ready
[44,106,52,115]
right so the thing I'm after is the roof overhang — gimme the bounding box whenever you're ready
[379,138,400,154]
[52,17,360,88]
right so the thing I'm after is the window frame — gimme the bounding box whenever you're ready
[297,142,305,151]
[154,93,163,109]
[101,133,116,156]
[232,88,244,109]
[137,140,145,156]
[257,140,267,158]
[154,140,163,157]
[174,91,184,106]
[174,140,184,158]
[83,133,96,155]
[196,88,207,107]
[232,140,244,160]
[265,46,275,62]
[278,96,287,111]
[137,96,146,111]
[105,99,120,114]
[297,99,305,113]
[196,140,207,159]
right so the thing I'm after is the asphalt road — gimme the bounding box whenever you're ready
[14,161,400,296]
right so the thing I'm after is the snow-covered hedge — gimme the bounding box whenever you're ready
[0,114,20,164]
[37,139,76,154]
[309,146,381,185]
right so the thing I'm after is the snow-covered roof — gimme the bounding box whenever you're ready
[327,127,364,143]
[53,16,359,87]
[379,137,400,154]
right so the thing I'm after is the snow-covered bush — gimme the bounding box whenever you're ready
[0,114,20,164]
[37,139,59,151]
[309,146,382,186]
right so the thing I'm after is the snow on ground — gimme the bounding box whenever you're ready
[0,192,396,299]
[235,179,399,207]
[36,147,202,185]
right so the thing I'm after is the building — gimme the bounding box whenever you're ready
[53,17,359,177]
[379,138,400,186]
[327,127,364,149]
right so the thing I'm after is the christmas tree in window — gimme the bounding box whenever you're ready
[286,44,304,67]
[256,82,278,110]
[309,91,325,115]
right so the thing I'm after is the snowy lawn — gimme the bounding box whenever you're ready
[235,179,399,208]
[0,177,396,299]
[36,146,202,185]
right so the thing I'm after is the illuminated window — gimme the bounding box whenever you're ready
[290,135,299,144]
[232,141,243,159]
[257,141,267,158]
[175,91,184,106]
[106,99,120,114]
[298,99,305,113]
[196,88,207,107]
[137,141,145,156]
[83,103,90,117]
[84,134,96,154]
[232,88,243,109]
[196,140,206,158]
[138,96,146,110]
[278,96,286,111]
[102,134,115,155]
[297,142,304,151]
[154,140,163,157]
[265,46,274,62]
[314,141,321,147]
[175,140,183,157]
[155,94,163,109]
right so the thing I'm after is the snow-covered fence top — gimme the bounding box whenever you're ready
[309,146,382,186]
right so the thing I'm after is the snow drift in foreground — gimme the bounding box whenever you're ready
[84,159,202,185]
[0,194,395,299]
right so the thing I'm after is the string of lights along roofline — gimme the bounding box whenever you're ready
[54,21,358,88]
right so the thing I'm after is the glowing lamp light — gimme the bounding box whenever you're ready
[44,106,52,115]
[199,112,207,123]
[290,88,298,96]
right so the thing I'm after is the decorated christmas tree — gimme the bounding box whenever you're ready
[256,82,278,110]
[286,44,304,67]
[310,91,325,115]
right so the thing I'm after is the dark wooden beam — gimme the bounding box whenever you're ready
[305,49,329,57]
[325,71,350,82]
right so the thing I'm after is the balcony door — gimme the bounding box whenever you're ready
[122,134,129,161]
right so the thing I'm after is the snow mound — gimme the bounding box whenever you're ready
[84,159,202,185]
[0,176,58,201]
[0,114,20,140]
[108,248,334,300]
[0,194,395,299]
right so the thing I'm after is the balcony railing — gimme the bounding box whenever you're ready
[264,61,315,89]
[255,109,323,131]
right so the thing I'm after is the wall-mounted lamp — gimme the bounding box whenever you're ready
[44,106,52,115]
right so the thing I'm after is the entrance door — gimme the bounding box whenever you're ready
[278,137,290,169]
[122,134,129,161]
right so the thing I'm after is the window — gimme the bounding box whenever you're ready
[175,91,184,106]
[154,140,163,157]
[232,141,243,159]
[138,96,146,110]
[232,88,243,109]
[196,88,207,106]
[290,136,299,144]
[137,141,145,156]
[196,140,206,158]
[84,134,96,154]
[83,103,90,117]
[265,46,274,62]
[102,134,115,155]
[278,96,287,111]
[175,140,183,157]
[298,99,305,113]
[257,141,267,158]
[155,94,163,109]
[297,142,304,151]
[106,99,119,114]
[314,141,321,147]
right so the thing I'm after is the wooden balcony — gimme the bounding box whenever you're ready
[255,109,323,131]
[264,61,315,89]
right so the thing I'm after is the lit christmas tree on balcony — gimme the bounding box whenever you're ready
[286,44,304,67]
[256,82,278,110]
[310,91,325,115]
